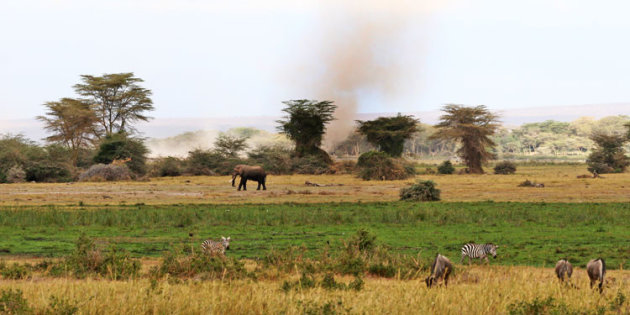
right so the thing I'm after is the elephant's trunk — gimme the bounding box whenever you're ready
[231,173,237,187]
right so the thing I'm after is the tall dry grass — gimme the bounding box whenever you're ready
[1,266,628,314]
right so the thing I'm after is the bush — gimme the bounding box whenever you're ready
[78,164,132,182]
[185,149,246,176]
[62,234,140,279]
[437,160,455,174]
[400,180,441,201]
[0,289,31,314]
[149,156,184,177]
[348,229,377,254]
[587,133,629,174]
[6,165,26,183]
[46,296,79,315]
[368,263,397,278]
[356,151,414,180]
[0,263,31,280]
[154,246,248,279]
[330,160,356,174]
[247,145,292,174]
[93,134,149,175]
[25,162,72,182]
[291,155,332,174]
[494,161,517,174]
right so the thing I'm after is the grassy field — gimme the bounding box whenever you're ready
[1,266,629,314]
[1,165,629,205]
[1,202,628,268]
[1,164,629,314]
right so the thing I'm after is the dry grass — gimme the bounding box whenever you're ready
[1,265,628,314]
[0,165,628,205]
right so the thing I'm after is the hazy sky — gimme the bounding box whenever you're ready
[2,0,630,121]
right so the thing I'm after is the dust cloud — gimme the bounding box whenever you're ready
[302,1,439,148]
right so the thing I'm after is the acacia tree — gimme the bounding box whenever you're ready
[430,104,500,174]
[214,133,248,158]
[356,114,420,157]
[587,133,629,174]
[74,73,154,137]
[37,98,98,165]
[276,99,337,162]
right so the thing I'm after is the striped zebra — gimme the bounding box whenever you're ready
[201,236,231,255]
[460,243,498,264]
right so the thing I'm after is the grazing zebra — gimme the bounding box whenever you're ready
[586,258,606,293]
[425,254,453,288]
[460,243,498,264]
[201,236,231,255]
[554,259,573,282]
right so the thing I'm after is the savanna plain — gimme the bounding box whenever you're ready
[1,164,629,314]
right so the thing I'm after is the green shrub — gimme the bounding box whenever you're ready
[505,296,603,315]
[587,133,629,174]
[62,234,140,279]
[291,155,332,174]
[0,263,31,280]
[400,180,441,201]
[185,149,246,176]
[437,160,455,174]
[283,273,363,292]
[494,161,517,175]
[100,245,141,280]
[149,156,184,177]
[356,151,414,180]
[330,160,356,174]
[368,263,396,278]
[348,229,377,254]
[25,162,72,182]
[247,145,292,174]
[0,289,31,314]
[46,295,79,315]
[348,276,364,291]
[155,246,247,279]
[93,134,149,175]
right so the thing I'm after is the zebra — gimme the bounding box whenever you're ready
[425,254,453,288]
[586,258,606,293]
[460,243,498,265]
[201,236,231,255]
[554,259,573,282]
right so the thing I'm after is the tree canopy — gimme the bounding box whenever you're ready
[587,132,629,174]
[431,104,500,173]
[276,99,336,160]
[37,98,98,165]
[356,114,420,157]
[74,73,154,137]
[213,133,248,158]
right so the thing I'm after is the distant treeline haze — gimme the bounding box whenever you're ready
[150,115,629,160]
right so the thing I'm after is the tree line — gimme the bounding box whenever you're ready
[1,72,629,183]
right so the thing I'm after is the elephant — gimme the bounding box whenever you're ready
[231,164,267,191]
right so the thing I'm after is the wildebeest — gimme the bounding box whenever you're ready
[586,258,606,293]
[554,259,573,282]
[425,254,453,288]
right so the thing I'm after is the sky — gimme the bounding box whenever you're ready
[2,0,630,124]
